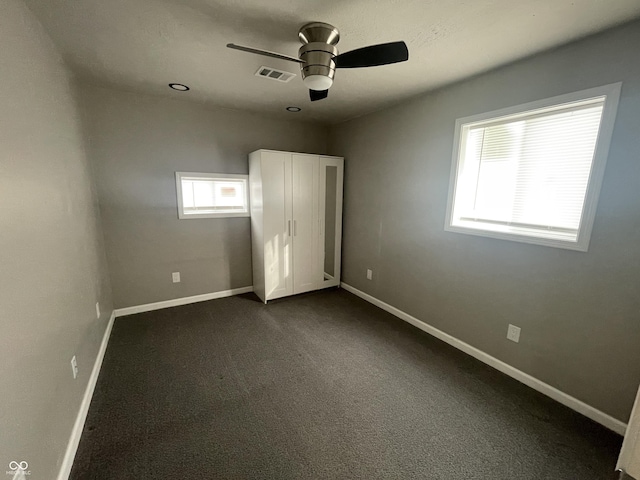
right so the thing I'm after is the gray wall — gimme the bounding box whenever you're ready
[0,0,113,477]
[329,20,640,422]
[80,85,329,308]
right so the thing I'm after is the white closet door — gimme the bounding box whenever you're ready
[292,154,319,294]
[618,384,640,479]
[261,151,293,300]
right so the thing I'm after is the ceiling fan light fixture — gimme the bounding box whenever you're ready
[303,75,333,91]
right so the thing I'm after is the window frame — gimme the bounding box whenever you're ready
[175,172,250,219]
[444,83,622,251]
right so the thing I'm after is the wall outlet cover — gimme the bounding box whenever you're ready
[366,269,373,280]
[172,272,181,283]
[95,301,100,319]
[507,324,521,343]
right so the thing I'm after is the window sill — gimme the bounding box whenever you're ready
[178,212,250,219]
[444,223,588,252]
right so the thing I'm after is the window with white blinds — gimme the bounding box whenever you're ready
[445,83,621,251]
[175,172,249,219]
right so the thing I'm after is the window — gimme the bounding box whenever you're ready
[175,172,249,219]
[445,83,621,251]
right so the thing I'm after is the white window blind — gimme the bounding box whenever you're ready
[176,172,249,219]
[446,83,621,251]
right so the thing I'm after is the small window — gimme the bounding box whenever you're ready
[175,172,249,219]
[445,83,621,251]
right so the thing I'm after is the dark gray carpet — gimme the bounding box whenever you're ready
[70,289,622,479]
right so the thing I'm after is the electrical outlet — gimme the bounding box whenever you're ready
[172,272,181,283]
[71,356,78,379]
[507,324,521,343]
[366,269,373,280]
[95,302,100,319]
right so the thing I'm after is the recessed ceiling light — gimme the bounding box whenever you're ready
[169,83,189,91]
[286,106,301,112]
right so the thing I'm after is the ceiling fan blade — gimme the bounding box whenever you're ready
[309,89,329,101]
[226,43,304,64]
[335,41,408,68]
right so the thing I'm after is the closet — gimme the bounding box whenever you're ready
[249,149,344,303]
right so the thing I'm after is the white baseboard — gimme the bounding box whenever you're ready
[57,311,116,480]
[114,286,254,317]
[341,282,627,436]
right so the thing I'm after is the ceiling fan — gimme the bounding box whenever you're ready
[227,22,409,102]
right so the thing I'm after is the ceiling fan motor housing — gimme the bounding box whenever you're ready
[298,22,340,91]
[299,43,338,90]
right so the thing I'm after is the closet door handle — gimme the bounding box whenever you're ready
[288,220,291,237]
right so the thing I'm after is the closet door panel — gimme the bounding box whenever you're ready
[292,154,319,294]
[261,151,293,300]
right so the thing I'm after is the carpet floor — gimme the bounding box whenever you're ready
[70,289,622,479]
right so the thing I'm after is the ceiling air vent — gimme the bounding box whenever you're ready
[255,66,296,83]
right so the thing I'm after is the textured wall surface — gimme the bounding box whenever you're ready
[80,85,329,308]
[329,21,640,422]
[0,0,113,477]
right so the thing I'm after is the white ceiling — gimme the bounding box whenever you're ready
[25,0,640,124]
